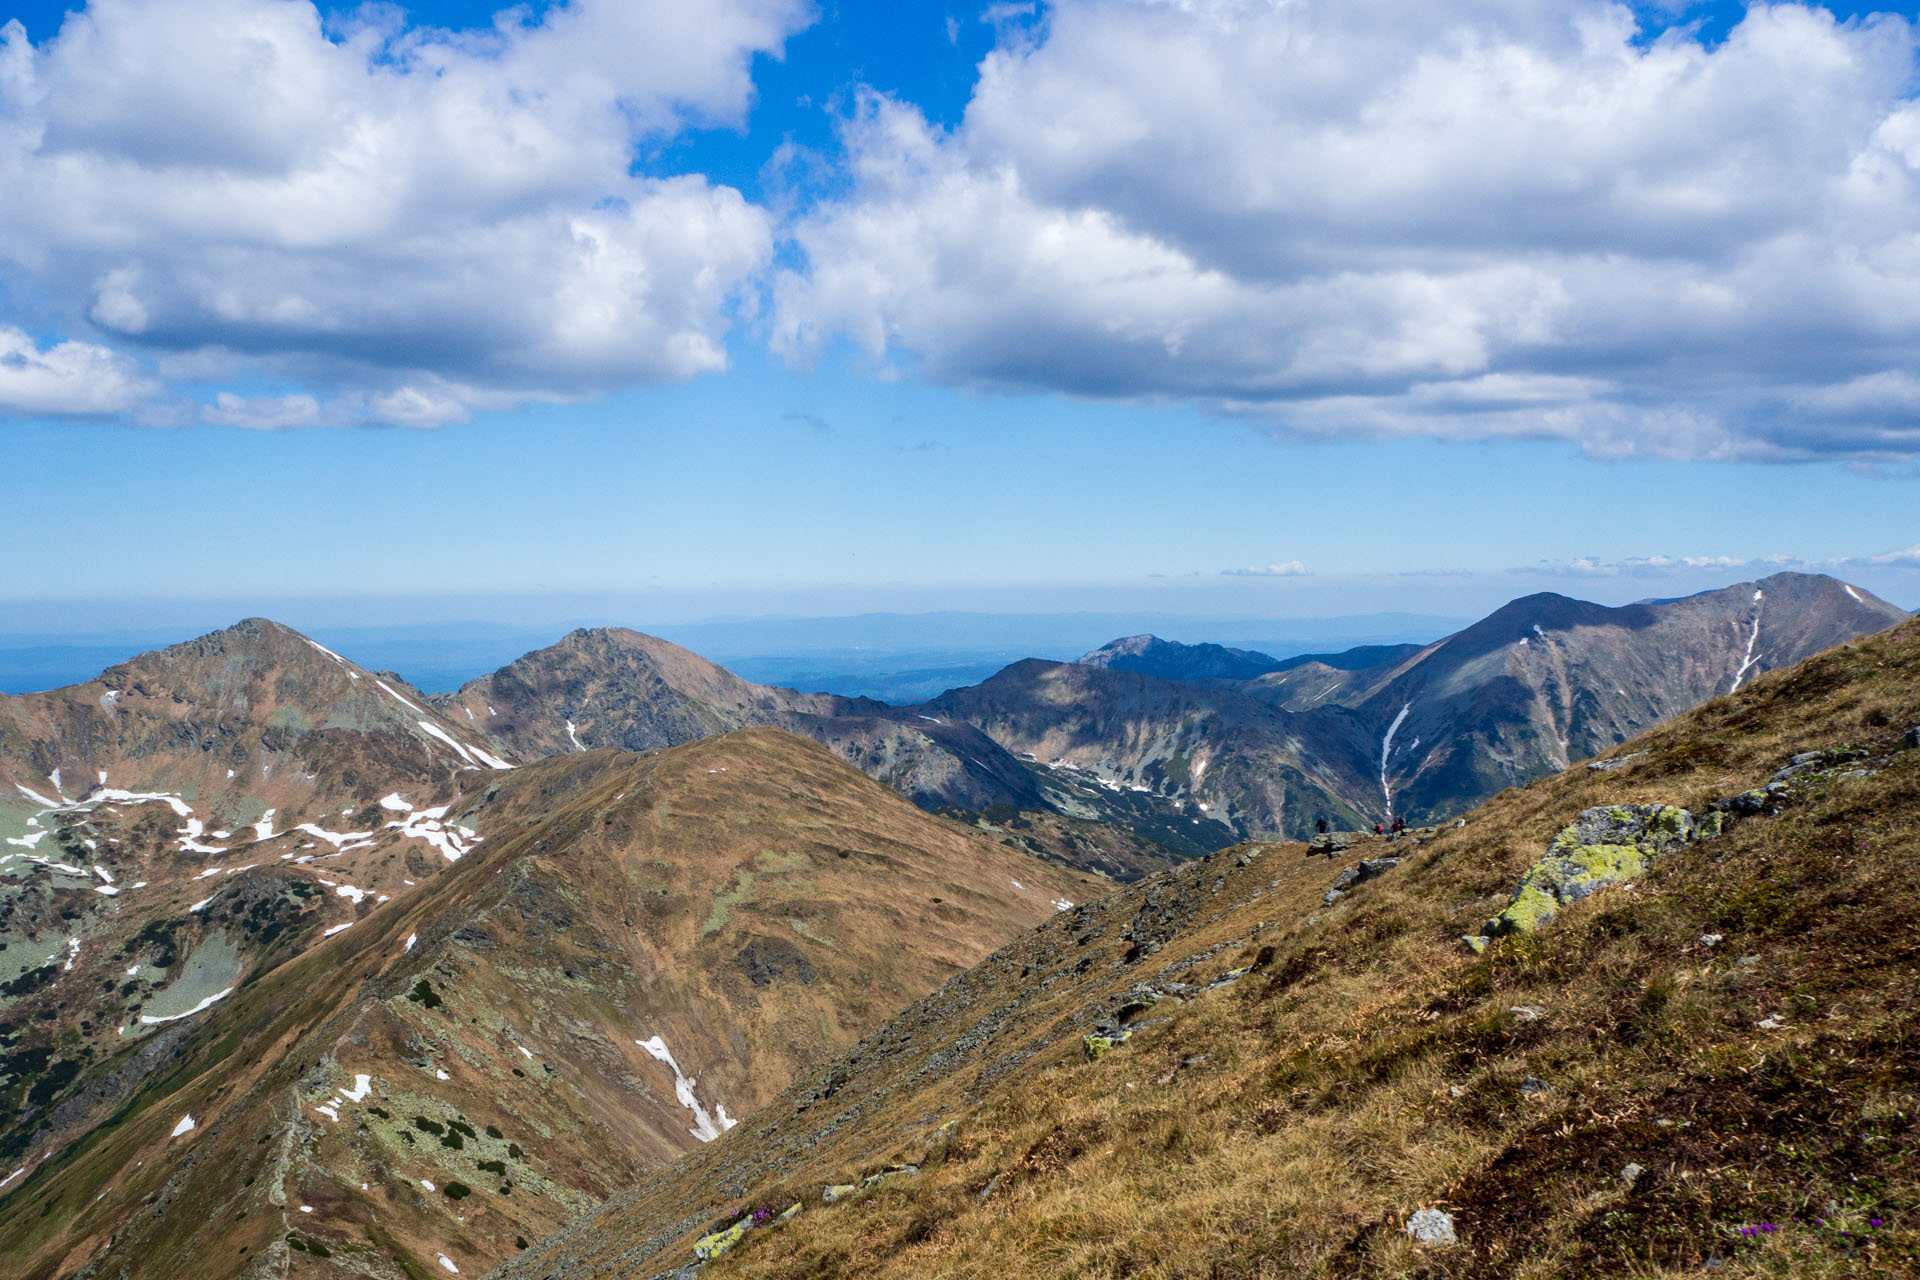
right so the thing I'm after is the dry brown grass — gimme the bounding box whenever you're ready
[520,620,1920,1280]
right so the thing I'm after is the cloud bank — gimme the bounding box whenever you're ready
[0,0,804,425]
[1222,561,1311,577]
[774,0,1920,462]
[5,0,1920,465]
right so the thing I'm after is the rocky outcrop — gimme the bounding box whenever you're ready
[1482,804,1719,938]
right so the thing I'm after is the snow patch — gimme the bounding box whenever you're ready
[170,1115,195,1137]
[565,719,585,752]
[1844,583,1863,602]
[323,922,354,937]
[142,987,234,1024]
[1730,590,1765,693]
[341,1073,373,1102]
[1379,703,1413,819]
[636,1035,732,1142]
[404,932,417,953]
[295,823,373,848]
[374,679,425,715]
[437,1254,458,1274]
[416,719,478,767]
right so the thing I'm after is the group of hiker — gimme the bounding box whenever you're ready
[1316,814,1408,838]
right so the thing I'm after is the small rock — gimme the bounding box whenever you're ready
[1404,1208,1457,1246]
[1323,889,1345,906]
[1698,933,1723,947]
[977,1173,1001,1201]
[1903,725,1920,751]
[1618,1162,1646,1190]
[823,1183,857,1203]
[1509,1005,1544,1022]
[1520,1076,1551,1095]
[1586,751,1646,773]
[1448,1085,1467,1099]
[1737,955,1759,968]
[1461,935,1491,954]
[1757,1014,1785,1030]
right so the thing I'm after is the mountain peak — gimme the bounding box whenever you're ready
[1079,634,1282,682]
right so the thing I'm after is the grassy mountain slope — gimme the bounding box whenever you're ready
[0,730,1096,1280]
[498,616,1920,1280]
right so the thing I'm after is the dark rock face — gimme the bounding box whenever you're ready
[736,937,818,989]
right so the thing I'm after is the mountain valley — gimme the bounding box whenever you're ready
[0,574,1910,1279]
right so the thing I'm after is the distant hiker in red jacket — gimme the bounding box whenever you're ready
[1373,821,1384,835]
[1392,815,1406,835]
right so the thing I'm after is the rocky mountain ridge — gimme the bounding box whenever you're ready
[490,612,1920,1280]
[415,575,1906,848]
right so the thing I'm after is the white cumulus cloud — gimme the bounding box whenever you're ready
[0,325,155,415]
[0,0,805,423]
[1222,561,1310,577]
[774,0,1920,462]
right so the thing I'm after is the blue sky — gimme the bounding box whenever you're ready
[3,0,1920,636]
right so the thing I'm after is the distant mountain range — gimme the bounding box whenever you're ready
[0,573,1908,1278]
[433,571,1906,840]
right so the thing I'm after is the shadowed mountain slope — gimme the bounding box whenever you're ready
[0,729,1095,1280]
[492,614,1920,1280]
[1078,635,1285,682]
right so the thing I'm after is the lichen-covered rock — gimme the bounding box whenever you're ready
[1405,1207,1457,1245]
[693,1217,751,1261]
[857,1164,918,1191]
[1770,747,1866,784]
[1486,804,1712,937]
[1461,934,1491,954]
[1082,1030,1130,1061]
[823,1183,857,1203]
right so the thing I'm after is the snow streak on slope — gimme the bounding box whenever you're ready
[1379,702,1412,818]
[636,1036,735,1143]
[1729,589,1765,694]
